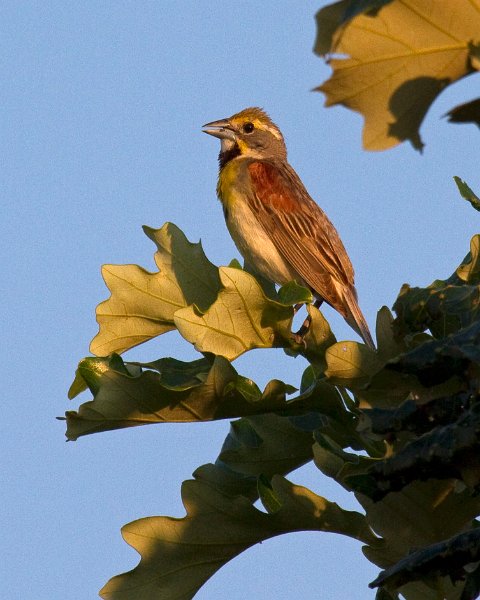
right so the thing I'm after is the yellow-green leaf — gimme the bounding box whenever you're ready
[90,223,220,356]
[315,0,480,150]
[453,177,480,212]
[174,267,294,360]
[325,340,382,388]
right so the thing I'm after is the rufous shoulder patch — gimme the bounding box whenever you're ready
[248,162,297,212]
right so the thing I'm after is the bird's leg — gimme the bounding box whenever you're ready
[293,299,323,344]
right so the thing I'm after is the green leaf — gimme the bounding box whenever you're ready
[455,235,480,285]
[314,1,480,150]
[325,340,382,389]
[228,258,243,269]
[299,304,337,369]
[375,306,406,360]
[174,267,294,360]
[67,369,88,399]
[90,223,221,355]
[68,354,134,399]
[277,281,313,305]
[99,473,378,600]
[218,414,314,480]
[257,474,283,514]
[454,177,480,212]
[313,433,377,487]
[63,355,299,440]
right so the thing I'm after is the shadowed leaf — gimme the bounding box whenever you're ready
[393,235,480,339]
[446,99,480,128]
[99,473,377,600]
[90,223,221,355]
[309,424,480,599]
[362,480,480,599]
[360,391,473,437]
[218,413,314,481]
[63,355,301,440]
[375,306,406,360]
[386,320,480,387]
[349,401,480,501]
[370,528,480,592]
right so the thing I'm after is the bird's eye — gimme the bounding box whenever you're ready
[243,122,255,134]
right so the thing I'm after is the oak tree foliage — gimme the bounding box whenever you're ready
[64,177,480,599]
[64,2,480,598]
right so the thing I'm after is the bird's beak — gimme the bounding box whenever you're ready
[202,118,237,141]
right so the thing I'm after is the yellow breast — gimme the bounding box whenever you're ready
[217,159,245,208]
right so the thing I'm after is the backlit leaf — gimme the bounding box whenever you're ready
[325,340,382,388]
[174,267,294,360]
[454,177,480,212]
[315,0,480,150]
[90,223,221,355]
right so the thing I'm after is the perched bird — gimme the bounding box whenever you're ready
[202,107,375,349]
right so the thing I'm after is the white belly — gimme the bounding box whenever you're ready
[225,199,299,285]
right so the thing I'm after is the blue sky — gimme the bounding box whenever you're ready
[3,2,479,599]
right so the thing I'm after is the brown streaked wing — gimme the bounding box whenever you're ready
[247,160,355,313]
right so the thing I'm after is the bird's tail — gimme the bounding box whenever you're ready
[343,288,375,350]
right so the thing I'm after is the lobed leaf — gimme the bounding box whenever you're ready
[174,267,294,360]
[99,473,377,600]
[314,0,480,150]
[90,223,221,355]
[63,355,300,440]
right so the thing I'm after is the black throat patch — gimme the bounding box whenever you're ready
[219,143,241,169]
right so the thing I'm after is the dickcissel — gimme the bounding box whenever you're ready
[202,107,375,349]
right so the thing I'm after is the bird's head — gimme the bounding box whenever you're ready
[203,107,287,165]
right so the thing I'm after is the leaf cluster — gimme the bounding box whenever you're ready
[64,181,480,599]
